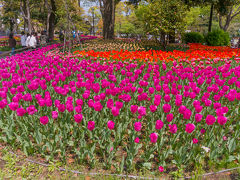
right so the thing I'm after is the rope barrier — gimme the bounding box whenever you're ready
[0,144,239,179]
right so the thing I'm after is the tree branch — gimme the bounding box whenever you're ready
[230,5,240,20]
[20,1,28,19]
[98,0,104,15]
[219,15,223,29]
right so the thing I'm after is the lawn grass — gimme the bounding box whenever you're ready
[0,45,22,52]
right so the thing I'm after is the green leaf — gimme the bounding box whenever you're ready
[68,141,74,146]
[35,130,42,145]
[227,156,236,162]
[142,162,152,169]
[120,156,125,173]
[228,138,236,153]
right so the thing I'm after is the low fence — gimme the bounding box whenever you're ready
[0,43,56,58]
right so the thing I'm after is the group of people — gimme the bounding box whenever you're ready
[20,31,48,48]
[8,31,48,56]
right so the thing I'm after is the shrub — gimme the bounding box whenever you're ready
[183,32,204,44]
[205,29,230,46]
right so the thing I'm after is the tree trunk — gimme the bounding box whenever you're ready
[23,0,27,32]
[208,3,214,33]
[78,0,81,7]
[24,20,26,32]
[13,17,18,33]
[63,0,71,53]
[99,0,115,39]
[10,19,14,33]
[169,30,175,43]
[219,6,233,32]
[48,0,56,42]
[26,0,32,34]
[160,31,167,50]
[45,0,51,37]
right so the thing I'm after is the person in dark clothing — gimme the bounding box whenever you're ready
[59,31,64,42]
[8,33,16,56]
[238,37,240,48]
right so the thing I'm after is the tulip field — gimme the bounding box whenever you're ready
[0,42,240,176]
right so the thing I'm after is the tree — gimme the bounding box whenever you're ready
[185,6,216,33]
[115,1,144,37]
[0,0,20,32]
[55,0,87,51]
[136,0,187,48]
[218,0,240,31]
[98,0,120,39]
[48,0,56,41]
[87,6,101,35]
[87,0,144,39]
[183,0,238,32]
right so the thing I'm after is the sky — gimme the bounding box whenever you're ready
[80,1,97,15]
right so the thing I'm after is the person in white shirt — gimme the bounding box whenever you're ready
[29,32,37,48]
[26,33,31,47]
[20,31,26,47]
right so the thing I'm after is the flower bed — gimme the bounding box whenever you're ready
[0,36,21,47]
[74,43,240,62]
[0,44,240,175]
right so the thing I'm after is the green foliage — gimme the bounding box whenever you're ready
[115,2,144,36]
[0,45,22,52]
[135,0,187,38]
[205,29,230,46]
[56,0,87,32]
[183,32,205,44]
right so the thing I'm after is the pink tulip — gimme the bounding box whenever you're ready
[200,128,206,134]
[163,104,171,113]
[206,115,216,125]
[107,120,115,130]
[149,105,157,113]
[111,106,119,116]
[87,121,95,131]
[166,113,174,122]
[26,105,37,115]
[138,106,146,116]
[16,107,26,116]
[195,114,202,122]
[217,116,227,125]
[134,137,140,143]
[169,124,177,134]
[130,105,138,114]
[52,111,58,119]
[192,138,198,144]
[8,102,19,111]
[183,109,192,119]
[185,123,195,133]
[40,116,49,125]
[155,120,164,130]
[74,114,83,123]
[149,133,158,143]
[134,122,142,132]
[158,166,164,172]
[93,102,103,111]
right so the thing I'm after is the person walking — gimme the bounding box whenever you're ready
[29,32,37,49]
[59,31,64,42]
[40,31,47,46]
[35,32,40,47]
[20,31,26,47]
[8,33,16,56]
[26,33,31,47]
[238,37,240,48]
